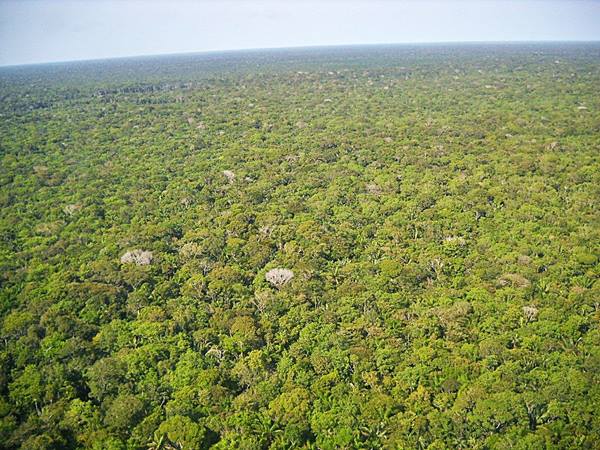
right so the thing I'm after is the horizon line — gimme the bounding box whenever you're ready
[2,39,600,69]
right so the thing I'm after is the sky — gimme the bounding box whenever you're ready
[1,0,600,66]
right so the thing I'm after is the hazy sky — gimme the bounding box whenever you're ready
[1,0,600,66]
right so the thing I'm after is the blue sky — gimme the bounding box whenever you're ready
[1,0,599,66]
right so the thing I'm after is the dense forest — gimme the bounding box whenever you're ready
[0,43,599,449]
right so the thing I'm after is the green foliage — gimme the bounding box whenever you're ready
[1,43,599,448]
